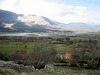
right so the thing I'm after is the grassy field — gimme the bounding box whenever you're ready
[0,40,68,55]
[0,41,58,53]
[0,41,35,53]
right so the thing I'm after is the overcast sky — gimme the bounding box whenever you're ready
[0,0,100,25]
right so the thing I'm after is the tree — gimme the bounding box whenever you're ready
[29,43,57,69]
[67,40,100,68]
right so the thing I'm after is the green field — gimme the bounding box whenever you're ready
[0,40,68,55]
[0,41,35,53]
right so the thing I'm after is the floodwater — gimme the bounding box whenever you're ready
[0,32,87,36]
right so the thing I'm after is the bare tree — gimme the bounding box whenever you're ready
[29,43,57,69]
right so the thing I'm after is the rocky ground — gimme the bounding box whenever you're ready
[0,60,100,75]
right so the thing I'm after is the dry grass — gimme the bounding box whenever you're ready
[0,67,18,75]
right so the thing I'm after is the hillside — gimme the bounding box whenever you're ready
[0,9,60,32]
[0,9,100,32]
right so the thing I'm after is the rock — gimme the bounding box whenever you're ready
[0,60,5,67]
[56,54,63,60]
[42,64,55,72]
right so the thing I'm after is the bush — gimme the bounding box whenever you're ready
[66,57,78,67]
[8,53,28,64]
[29,43,57,69]
[87,59,98,69]
[0,52,8,61]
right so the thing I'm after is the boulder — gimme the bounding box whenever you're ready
[41,64,55,72]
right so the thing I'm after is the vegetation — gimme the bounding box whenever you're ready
[8,43,57,69]
[66,39,100,69]
[0,35,100,74]
[29,44,57,69]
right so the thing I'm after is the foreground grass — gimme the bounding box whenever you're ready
[0,67,19,75]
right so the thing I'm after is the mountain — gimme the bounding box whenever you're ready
[0,9,60,32]
[0,9,18,23]
[60,22,100,31]
[0,9,100,32]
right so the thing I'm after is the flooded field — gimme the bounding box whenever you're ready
[0,32,87,37]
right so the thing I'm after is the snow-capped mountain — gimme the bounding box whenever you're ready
[18,15,51,25]
[0,9,100,32]
[0,9,60,32]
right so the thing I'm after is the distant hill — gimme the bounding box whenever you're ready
[60,22,100,31]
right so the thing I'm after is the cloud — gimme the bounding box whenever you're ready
[0,0,100,24]
[0,0,62,15]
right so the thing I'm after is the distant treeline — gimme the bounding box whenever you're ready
[0,36,71,43]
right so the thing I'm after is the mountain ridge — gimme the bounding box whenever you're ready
[0,9,60,32]
[0,9,100,32]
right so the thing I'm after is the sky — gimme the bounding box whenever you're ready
[0,0,100,25]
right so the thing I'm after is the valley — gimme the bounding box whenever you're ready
[0,9,100,75]
[0,34,100,75]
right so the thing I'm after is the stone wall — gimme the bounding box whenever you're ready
[0,60,55,72]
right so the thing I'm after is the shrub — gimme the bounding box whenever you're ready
[0,52,8,61]
[87,59,98,69]
[66,57,78,67]
[29,43,57,69]
[8,52,29,65]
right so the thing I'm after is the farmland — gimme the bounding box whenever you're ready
[0,34,100,75]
